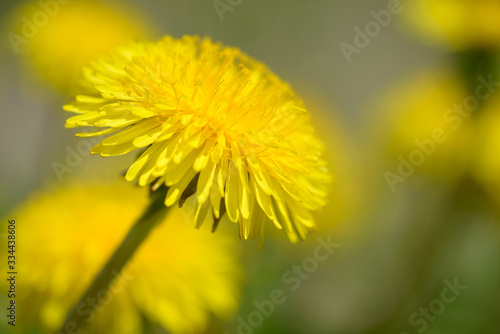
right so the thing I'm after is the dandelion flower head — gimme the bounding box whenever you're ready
[65,35,330,243]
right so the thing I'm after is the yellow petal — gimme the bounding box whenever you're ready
[165,168,197,207]
[218,157,229,196]
[249,174,280,228]
[238,173,250,220]
[209,171,222,219]
[197,160,217,205]
[102,119,160,146]
[224,161,240,222]
[194,202,210,229]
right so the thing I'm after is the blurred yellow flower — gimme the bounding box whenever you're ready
[472,94,500,202]
[403,0,500,50]
[2,182,241,334]
[65,35,331,243]
[8,0,152,93]
[375,70,475,188]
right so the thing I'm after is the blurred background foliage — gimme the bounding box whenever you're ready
[1,0,500,333]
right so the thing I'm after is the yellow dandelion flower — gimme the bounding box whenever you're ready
[402,0,500,50]
[65,35,330,243]
[473,95,500,202]
[8,0,152,93]
[2,182,241,334]
[374,70,474,183]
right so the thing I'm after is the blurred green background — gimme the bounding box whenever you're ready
[1,0,499,333]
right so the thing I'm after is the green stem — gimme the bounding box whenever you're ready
[58,188,169,333]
